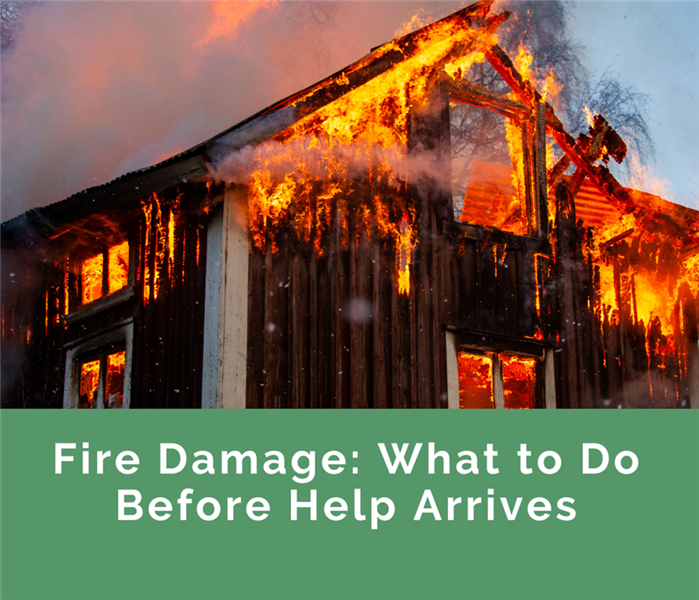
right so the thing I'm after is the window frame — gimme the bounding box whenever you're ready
[445,331,556,409]
[63,319,134,409]
[65,236,136,323]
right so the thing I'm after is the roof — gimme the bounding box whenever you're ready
[460,161,699,235]
[2,0,695,252]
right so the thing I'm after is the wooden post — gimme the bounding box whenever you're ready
[492,354,505,409]
[682,291,699,409]
[445,331,460,409]
[201,204,223,408]
[534,101,549,238]
[554,181,582,408]
[545,348,556,409]
[214,185,250,409]
[687,341,699,409]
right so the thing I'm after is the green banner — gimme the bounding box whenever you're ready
[1,410,697,600]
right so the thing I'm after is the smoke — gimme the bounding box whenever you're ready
[1,1,464,222]
[213,136,407,184]
[625,153,671,201]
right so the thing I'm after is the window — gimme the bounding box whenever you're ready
[458,350,538,409]
[79,240,129,306]
[63,320,133,409]
[77,345,126,409]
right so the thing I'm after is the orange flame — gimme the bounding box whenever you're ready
[241,16,499,295]
[141,194,166,302]
[458,353,493,409]
[501,355,536,409]
[167,198,180,287]
[513,44,533,81]
[503,119,529,236]
[396,212,415,295]
[82,253,104,305]
[198,1,278,48]
[64,259,70,315]
[108,241,129,295]
[106,350,126,409]
[79,359,100,408]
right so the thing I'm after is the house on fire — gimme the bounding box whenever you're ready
[2,1,698,410]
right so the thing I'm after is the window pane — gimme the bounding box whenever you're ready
[79,359,100,409]
[105,351,125,409]
[104,350,126,408]
[501,355,537,409]
[82,253,104,304]
[458,353,493,409]
[108,241,129,295]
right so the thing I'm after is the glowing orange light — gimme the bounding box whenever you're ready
[501,355,536,409]
[79,359,100,409]
[105,351,126,409]
[534,254,541,316]
[168,209,177,285]
[142,194,166,302]
[108,241,129,295]
[82,253,104,305]
[64,259,70,315]
[458,353,494,409]
[396,213,414,296]
[153,199,165,300]
[198,1,277,48]
[242,15,499,294]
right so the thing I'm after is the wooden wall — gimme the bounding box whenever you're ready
[1,185,211,409]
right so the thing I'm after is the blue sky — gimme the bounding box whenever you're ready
[571,1,698,208]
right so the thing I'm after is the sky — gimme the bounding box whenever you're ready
[1,0,697,222]
[572,1,698,208]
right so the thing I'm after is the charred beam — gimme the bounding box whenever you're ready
[447,79,528,120]
[442,220,551,254]
[446,326,552,358]
[211,1,507,160]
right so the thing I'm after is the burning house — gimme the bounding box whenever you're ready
[2,1,698,410]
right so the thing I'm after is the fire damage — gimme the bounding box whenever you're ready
[2,1,697,409]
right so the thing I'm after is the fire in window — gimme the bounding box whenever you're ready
[79,240,129,306]
[458,351,537,409]
[78,347,126,409]
[458,353,494,408]
[501,354,537,409]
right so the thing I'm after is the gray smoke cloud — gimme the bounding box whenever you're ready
[1,1,467,222]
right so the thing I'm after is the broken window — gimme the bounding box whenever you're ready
[450,100,530,237]
[458,350,538,409]
[77,240,129,307]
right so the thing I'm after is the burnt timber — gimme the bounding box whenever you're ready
[2,1,698,409]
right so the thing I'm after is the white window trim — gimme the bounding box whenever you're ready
[63,319,134,409]
[445,333,556,409]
